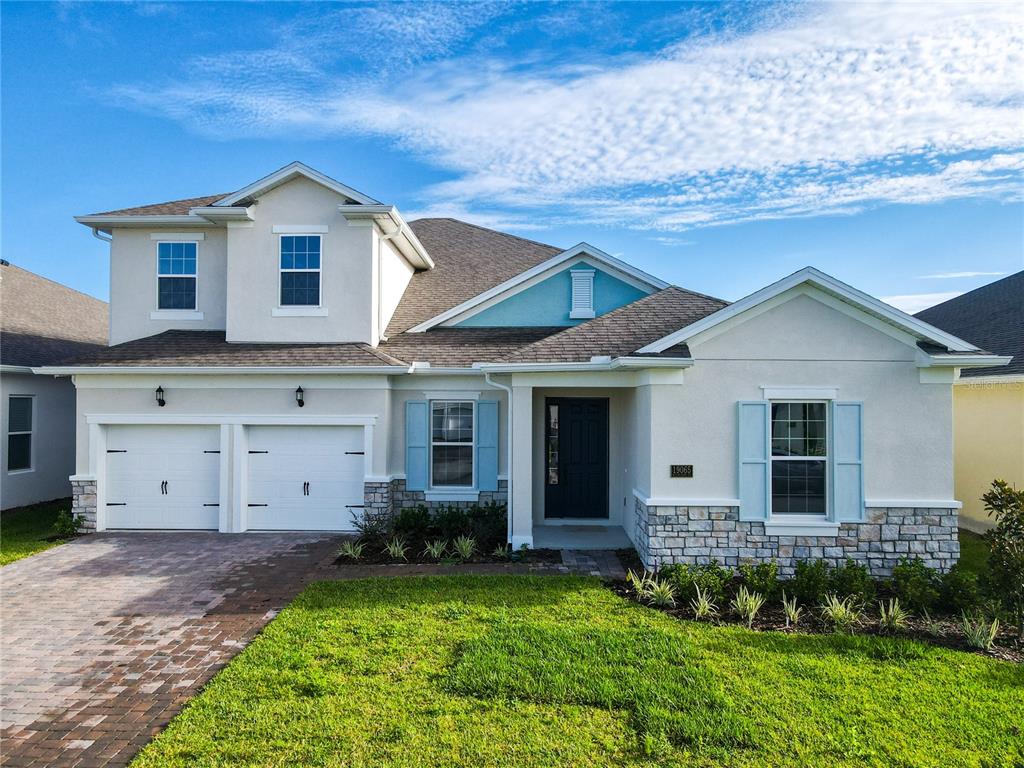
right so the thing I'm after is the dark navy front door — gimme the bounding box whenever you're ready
[544,398,609,518]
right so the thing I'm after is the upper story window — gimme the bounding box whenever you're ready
[7,396,33,472]
[157,242,198,310]
[770,402,828,516]
[431,400,474,487]
[280,235,321,306]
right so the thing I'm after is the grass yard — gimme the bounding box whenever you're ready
[133,575,1023,768]
[0,498,72,566]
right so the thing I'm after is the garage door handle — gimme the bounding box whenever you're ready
[204,450,220,454]
[345,451,364,455]
[107,449,127,454]
[248,450,268,454]
[203,503,219,507]
[303,481,309,496]
[161,481,168,495]
[106,502,127,507]
[248,503,268,507]
[345,504,365,509]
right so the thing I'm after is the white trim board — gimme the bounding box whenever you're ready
[762,386,838,400]
[637,266,987,355]
[633,489,741,507]
[409,242,669,332]
[866,499,962,509]
[214,161,379,207]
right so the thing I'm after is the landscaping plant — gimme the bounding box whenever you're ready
[422,539,448,560]
[491,544,511,560]
[354,509,393,545]
[627,569,654,599]
[52,510,84,538]
[435,506,470,541]
[782,591,803,629]
[690,585,719,620]
[661,561,733,604]
[647,578,677,608]
[982,479,1024,639]
[828,559,875,605]
[337,540,365,561]
[960,613,1000,651]
[730,586,765,628]
[739,560,780,600]
[922,609,946,638]
[891,557,941,613]
[791,559,830,606]
[878,598,911,634]
[394,505,432,541]
[384,536,409,561]
[451,535,476,561]
[939,562,981,615]
[821,594,861,634]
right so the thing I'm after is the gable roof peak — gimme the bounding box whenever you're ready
[213,161,381,207]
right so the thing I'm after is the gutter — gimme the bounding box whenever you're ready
[915,352,1013,369]
[32,365,410,376]
[473,356,695,374]
[484,371,515,546]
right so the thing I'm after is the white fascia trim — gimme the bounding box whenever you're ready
[764,519,840,536]
[35,365,408,376]
[214,161,380,207]
[916,352,1012,369]
[473,357,694,374]
[273,224,329,234]
[955,373,1024,385]
[633,489,740,507]
[637,266,983,354]
[866,499,963,509]
[150,232,205,241]
[338,205,434,269]
[86,414,379,426]
[189,207,253,223]
[408,242,669,332]
[762,386,838,400]
[0,365,34,374]
[150,310,204,320]
[75,214,208,231]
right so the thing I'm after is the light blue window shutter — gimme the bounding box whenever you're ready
[405,400,429,491]
[831,401,865,522]
[476,401,499,492]
[738,401,770,521]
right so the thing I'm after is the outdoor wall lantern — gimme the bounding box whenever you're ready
[295,386,305,407]
[155,386,166,407]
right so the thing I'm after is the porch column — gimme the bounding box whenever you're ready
[510,384,534,548]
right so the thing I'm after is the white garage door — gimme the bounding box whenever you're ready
[246,426,365,531]
[105,425,221,530]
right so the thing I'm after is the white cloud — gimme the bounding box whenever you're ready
[111,2,1024,230]
[881,291,963,314]
[919,271,1007,279]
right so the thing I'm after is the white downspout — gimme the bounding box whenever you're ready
[484,371,514,545]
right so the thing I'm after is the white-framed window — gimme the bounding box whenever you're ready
[157,242,198,310]
[570,268,596,319]
[770,401,828,516]
[6,396,33,473]
[430,400,474,488]
[279,235,321,306]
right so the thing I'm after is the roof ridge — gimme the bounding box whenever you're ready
[410,217,562,253]
[0,262,108,307]
[359,343,408,366]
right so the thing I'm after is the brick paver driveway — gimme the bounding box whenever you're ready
[1,531,340,767]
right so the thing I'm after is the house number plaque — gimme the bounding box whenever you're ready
[670,464,694,478]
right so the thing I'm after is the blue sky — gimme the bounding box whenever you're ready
[2,1,1022,311]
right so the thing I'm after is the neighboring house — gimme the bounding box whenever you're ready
[916,272,1023,533]
[43,162,1010,574]
[1,261,108,509]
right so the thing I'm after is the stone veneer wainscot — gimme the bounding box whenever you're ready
[633,497,958,577]
[71,479,98,532]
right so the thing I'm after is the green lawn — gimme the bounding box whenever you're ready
[958,529,990,578]
[0,498,72,566]
[133,576,1023,768]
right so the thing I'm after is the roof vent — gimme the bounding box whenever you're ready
[570,269,596,319]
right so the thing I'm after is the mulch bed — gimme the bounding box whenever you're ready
[334,547,564,567]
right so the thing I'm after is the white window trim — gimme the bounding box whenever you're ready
[154,240,199,313]
[769,399,830,520]
[569,268,596,319]
[6,395,34,474]
[277,233,323,309]
[429,399,476,491]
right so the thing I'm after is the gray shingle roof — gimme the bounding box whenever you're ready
[0,262,108,368]
[915,271,1023,377]
[91,194,228,217]
[380,327,565,367]
[501,287,727,363]
[385,219,563,335]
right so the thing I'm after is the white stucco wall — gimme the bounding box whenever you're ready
[225,177,375,343]
[378,233,415,337]
[1,372,76,509]
[108,228,226,345]
[649,291,954,503]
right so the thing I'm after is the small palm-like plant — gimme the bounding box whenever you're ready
[922,609,945,638]
[731,586,766,629]
[782,591,803,629]
[690,585,719,620]
[384,536,409,561]
[960,613,1000,650]
[422,539,448,560]
[626,569,654,599]
[647,578,677,608]
[337,540,365,561]
[452,535,476,561]
[821,594,861,634]
[492,544,511,559]
[878,598,911,634]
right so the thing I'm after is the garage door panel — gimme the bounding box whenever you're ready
[106,425,220,530]
[246,426,364,531]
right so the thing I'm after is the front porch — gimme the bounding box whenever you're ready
[533,524,632,550]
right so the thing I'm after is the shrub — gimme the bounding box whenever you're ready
[435,506,470,540]
[690,585,718,620]
[940,562,981,614]
[791,559,829,606]
[738,561,780,601]
[960,612,1000,650]
[384,536,409,561]
[394,505,432,541]
[337,540,365,561]
[730,586,765,629]
[354,509,393,544]
[660,561,733,604]
[891,557,940,613]
[647,579,677,608]
[829,559,875,606]
[781,591,803,629]
[821,594,861,634]
[422,539,448,560]
[982,479,1024,639]
[878,598,911,634]
[467,501,507,550]
[53,510,84,538]
[452,535,476,561]
[491,544,510,560]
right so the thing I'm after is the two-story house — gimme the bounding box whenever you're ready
[43,162,1010,574]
